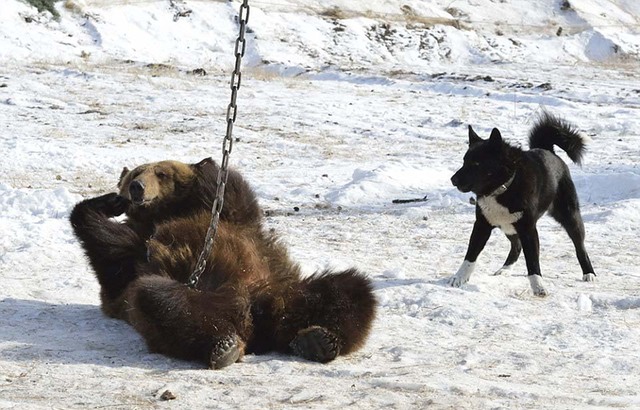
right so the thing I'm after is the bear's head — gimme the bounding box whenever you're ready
[118,158,217,219]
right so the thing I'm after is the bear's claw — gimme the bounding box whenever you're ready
[290,326,341,363]
[209,334,242,370]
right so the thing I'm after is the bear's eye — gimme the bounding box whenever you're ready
[156,171,168,179]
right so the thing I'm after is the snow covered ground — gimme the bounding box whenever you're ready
[1,0,640,408]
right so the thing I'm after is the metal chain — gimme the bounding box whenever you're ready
[188,0,250,289]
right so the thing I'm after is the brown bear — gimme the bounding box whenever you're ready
[69,158,376,369]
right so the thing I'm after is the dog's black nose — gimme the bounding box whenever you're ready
[451,174,459,187]
[129,180,145,203]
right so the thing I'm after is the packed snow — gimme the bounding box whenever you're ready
[1,0,639,408]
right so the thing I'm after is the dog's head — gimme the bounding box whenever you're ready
[450,126,514,197]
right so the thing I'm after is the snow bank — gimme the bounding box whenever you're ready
[0,183,79,219]
[325,162,451,207]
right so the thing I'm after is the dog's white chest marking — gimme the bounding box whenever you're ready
[477,196,522,235]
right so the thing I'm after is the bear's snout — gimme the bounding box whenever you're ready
[129,180,145,204]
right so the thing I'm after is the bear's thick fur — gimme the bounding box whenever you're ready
[70,158,376,369]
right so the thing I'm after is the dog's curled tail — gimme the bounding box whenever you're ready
[529,112,587,165]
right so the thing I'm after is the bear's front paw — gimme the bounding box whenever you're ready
[110,195,130,216]
[290,326,341,363]
[89,193,130,216]
[209,334,243,370]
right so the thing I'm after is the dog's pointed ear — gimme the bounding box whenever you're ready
[489,128,502,145]
[118,167,130,188]
[468,125,482,145]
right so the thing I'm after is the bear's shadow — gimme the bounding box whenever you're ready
[0,298,201,370]
[0,298,325,370]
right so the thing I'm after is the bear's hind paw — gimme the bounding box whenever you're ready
[290,326,341,363]
[209,334,244,370]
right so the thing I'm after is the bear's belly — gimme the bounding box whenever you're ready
[477,196,523,235]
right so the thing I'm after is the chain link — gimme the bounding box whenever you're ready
[188,0,250,289]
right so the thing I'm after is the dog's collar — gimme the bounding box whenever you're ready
[488,173,516,197]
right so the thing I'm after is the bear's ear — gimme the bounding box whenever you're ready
[194,157,214,169]
[468,125,482,145]
[192,158,219,182]
[117,167,130,188]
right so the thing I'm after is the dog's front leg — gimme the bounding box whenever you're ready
[449,216,493,287]
[516,222,548,297]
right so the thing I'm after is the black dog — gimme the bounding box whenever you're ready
[449,112,595,296]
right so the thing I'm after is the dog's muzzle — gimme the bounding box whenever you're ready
[450,174,460,187]
[451,173,470,193]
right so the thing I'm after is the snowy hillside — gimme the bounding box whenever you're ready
[3,0,640,70]
[1,0,640,409]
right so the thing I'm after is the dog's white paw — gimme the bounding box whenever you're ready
[528,275,548,297]
[533,286,548,297]
[449,260,475,287]
[448,275,467,288]
[583,273,596,282]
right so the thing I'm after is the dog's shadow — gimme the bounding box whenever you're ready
[0,298,198,370]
